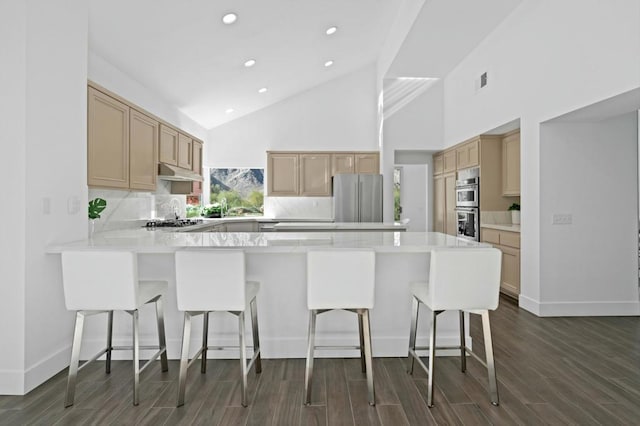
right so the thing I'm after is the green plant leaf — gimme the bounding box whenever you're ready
[508,203,520,211]
[88,198,107,219]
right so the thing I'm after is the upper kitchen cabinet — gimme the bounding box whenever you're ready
[433,153,444,175]
[267,152,299,196]
[300,153,331,196]
[332,153,355,175]
[456,138,479,170]
[443,149,456,174]
[355,152,379,174]
[129,109,158,191]
[178,133,193,169]
[192,140,203,175]
[159,125,178,166]
[502,130,520,196]
[87,87,130,189]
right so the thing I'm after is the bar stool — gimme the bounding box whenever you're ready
[304,249,376,406]
[61,250,169,407]
[407,247,502,407]
[174,249,261,407]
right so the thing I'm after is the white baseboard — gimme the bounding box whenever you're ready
[519,295,640,317]
[24,345,70,394]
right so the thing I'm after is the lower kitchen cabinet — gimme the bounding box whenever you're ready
[433,172,456,236]
[481,227,520,298]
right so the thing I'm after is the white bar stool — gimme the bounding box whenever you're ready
[174,249,261,407]
[407,247,502,407]
[61,250,169,407]
[304,249,376,406]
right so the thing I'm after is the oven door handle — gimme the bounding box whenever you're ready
[455,207,478,213]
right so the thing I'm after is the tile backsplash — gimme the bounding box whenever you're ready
[263,196,333,219]
[481,211,513,225]
[89,181,186,232]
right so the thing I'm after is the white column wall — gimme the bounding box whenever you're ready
[439,0,640,314]
[538,114,639,315]
[0,0,27,394]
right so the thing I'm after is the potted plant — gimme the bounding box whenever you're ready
[508,202,520,225]
[88,198,107,236]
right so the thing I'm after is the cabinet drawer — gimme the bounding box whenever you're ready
[500,231,520,248]
[481,228,500,245]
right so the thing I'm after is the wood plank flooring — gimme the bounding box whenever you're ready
[1,296,639,425]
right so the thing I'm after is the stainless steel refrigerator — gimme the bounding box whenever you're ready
[333,174,383,222]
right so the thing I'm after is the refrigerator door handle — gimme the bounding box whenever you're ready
[358,180,362,221]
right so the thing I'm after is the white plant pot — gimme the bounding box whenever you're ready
[511,210,521,225]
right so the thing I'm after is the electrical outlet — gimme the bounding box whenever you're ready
[68,196,80,214]
[552,213,572,225]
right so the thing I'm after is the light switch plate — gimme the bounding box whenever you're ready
[552,213,572,225]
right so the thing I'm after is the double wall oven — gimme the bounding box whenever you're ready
[455,167,479,241]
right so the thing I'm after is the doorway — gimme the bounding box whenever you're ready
[394,150,431,231]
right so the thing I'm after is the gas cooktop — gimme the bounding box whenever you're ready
[144,218,204,228]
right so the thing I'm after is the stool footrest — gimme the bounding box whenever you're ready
[314,345,361,351]
[410,346,488,369]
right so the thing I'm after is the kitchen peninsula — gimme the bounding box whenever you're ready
[49,230,487,360]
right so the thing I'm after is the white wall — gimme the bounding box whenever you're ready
[382,81,444,224]
[0,0,27,394]
[207,64,379,169]
[538,113,639,315]
[435,0,640,314]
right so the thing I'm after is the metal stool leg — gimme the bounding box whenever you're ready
[304,310,317,405]
[155,297,169,372]
[459,310,466,372]
[250,298,262,374]
[358,313,366,373]
[427,310,437,407]
[407,297,419,374]
[106,310,113,374]
[132,310,140,406]
[65,311,85,407]
[238,311,248,407]
[201,312,209,374]
[481,311,499,406]
[177,312,192,407]
[361,309,375,406]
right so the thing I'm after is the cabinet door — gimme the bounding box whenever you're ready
[332,153,355,175]
[500,245,520,297]
[433,175,445,232]
[178,133,193,169]
[466,140,479,168]
[87,87,130,188]
[433,154,444,175]
[444,173,457,236]
[355,153,379,174]
[456,146,469,170]
[159,125,178,165]
[192,140,203,175]
[443,150,456,173]
[502,131,520,195]
[267,153,299,196]
[129,109,158,191]
[300,153,331,196]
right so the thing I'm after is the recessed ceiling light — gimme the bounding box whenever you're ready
[258,87,268,93]
[326,26,338,35]
[324,60,334,68]
[225,108,234,114]
[222,13,237,25]
[244,59,256,68]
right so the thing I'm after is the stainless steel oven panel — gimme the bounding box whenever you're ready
[456,167,480,187]
[455,207,479,241]
[456,185,479,208]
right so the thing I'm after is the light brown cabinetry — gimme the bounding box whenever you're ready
[355,153,379,174]
[433,153,444,175]
[159,125,178,166]
[267,152,299,196]
[331,152,379,175]
[481,227,520,298]
[300,153,331,196]
[332,153,355,174]
[129,110,158,191]
[433,172,456,236]
[456,138,479,170]
[502,130,520,196]
[178,133,193,170]
[87,87,130,189]
[433,175,445,232]
[443,149,456,173]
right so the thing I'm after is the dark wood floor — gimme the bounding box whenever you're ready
[2,296,640,425]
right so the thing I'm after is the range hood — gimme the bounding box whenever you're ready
[158,163,203,182]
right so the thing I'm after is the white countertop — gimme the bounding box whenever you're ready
[272,222,407,231]
[48,230,487,254]
[480,223,521,233]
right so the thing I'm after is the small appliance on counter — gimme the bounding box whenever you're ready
[144,218,203,229]
[333,174,383,222]
[455,167,480,241]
